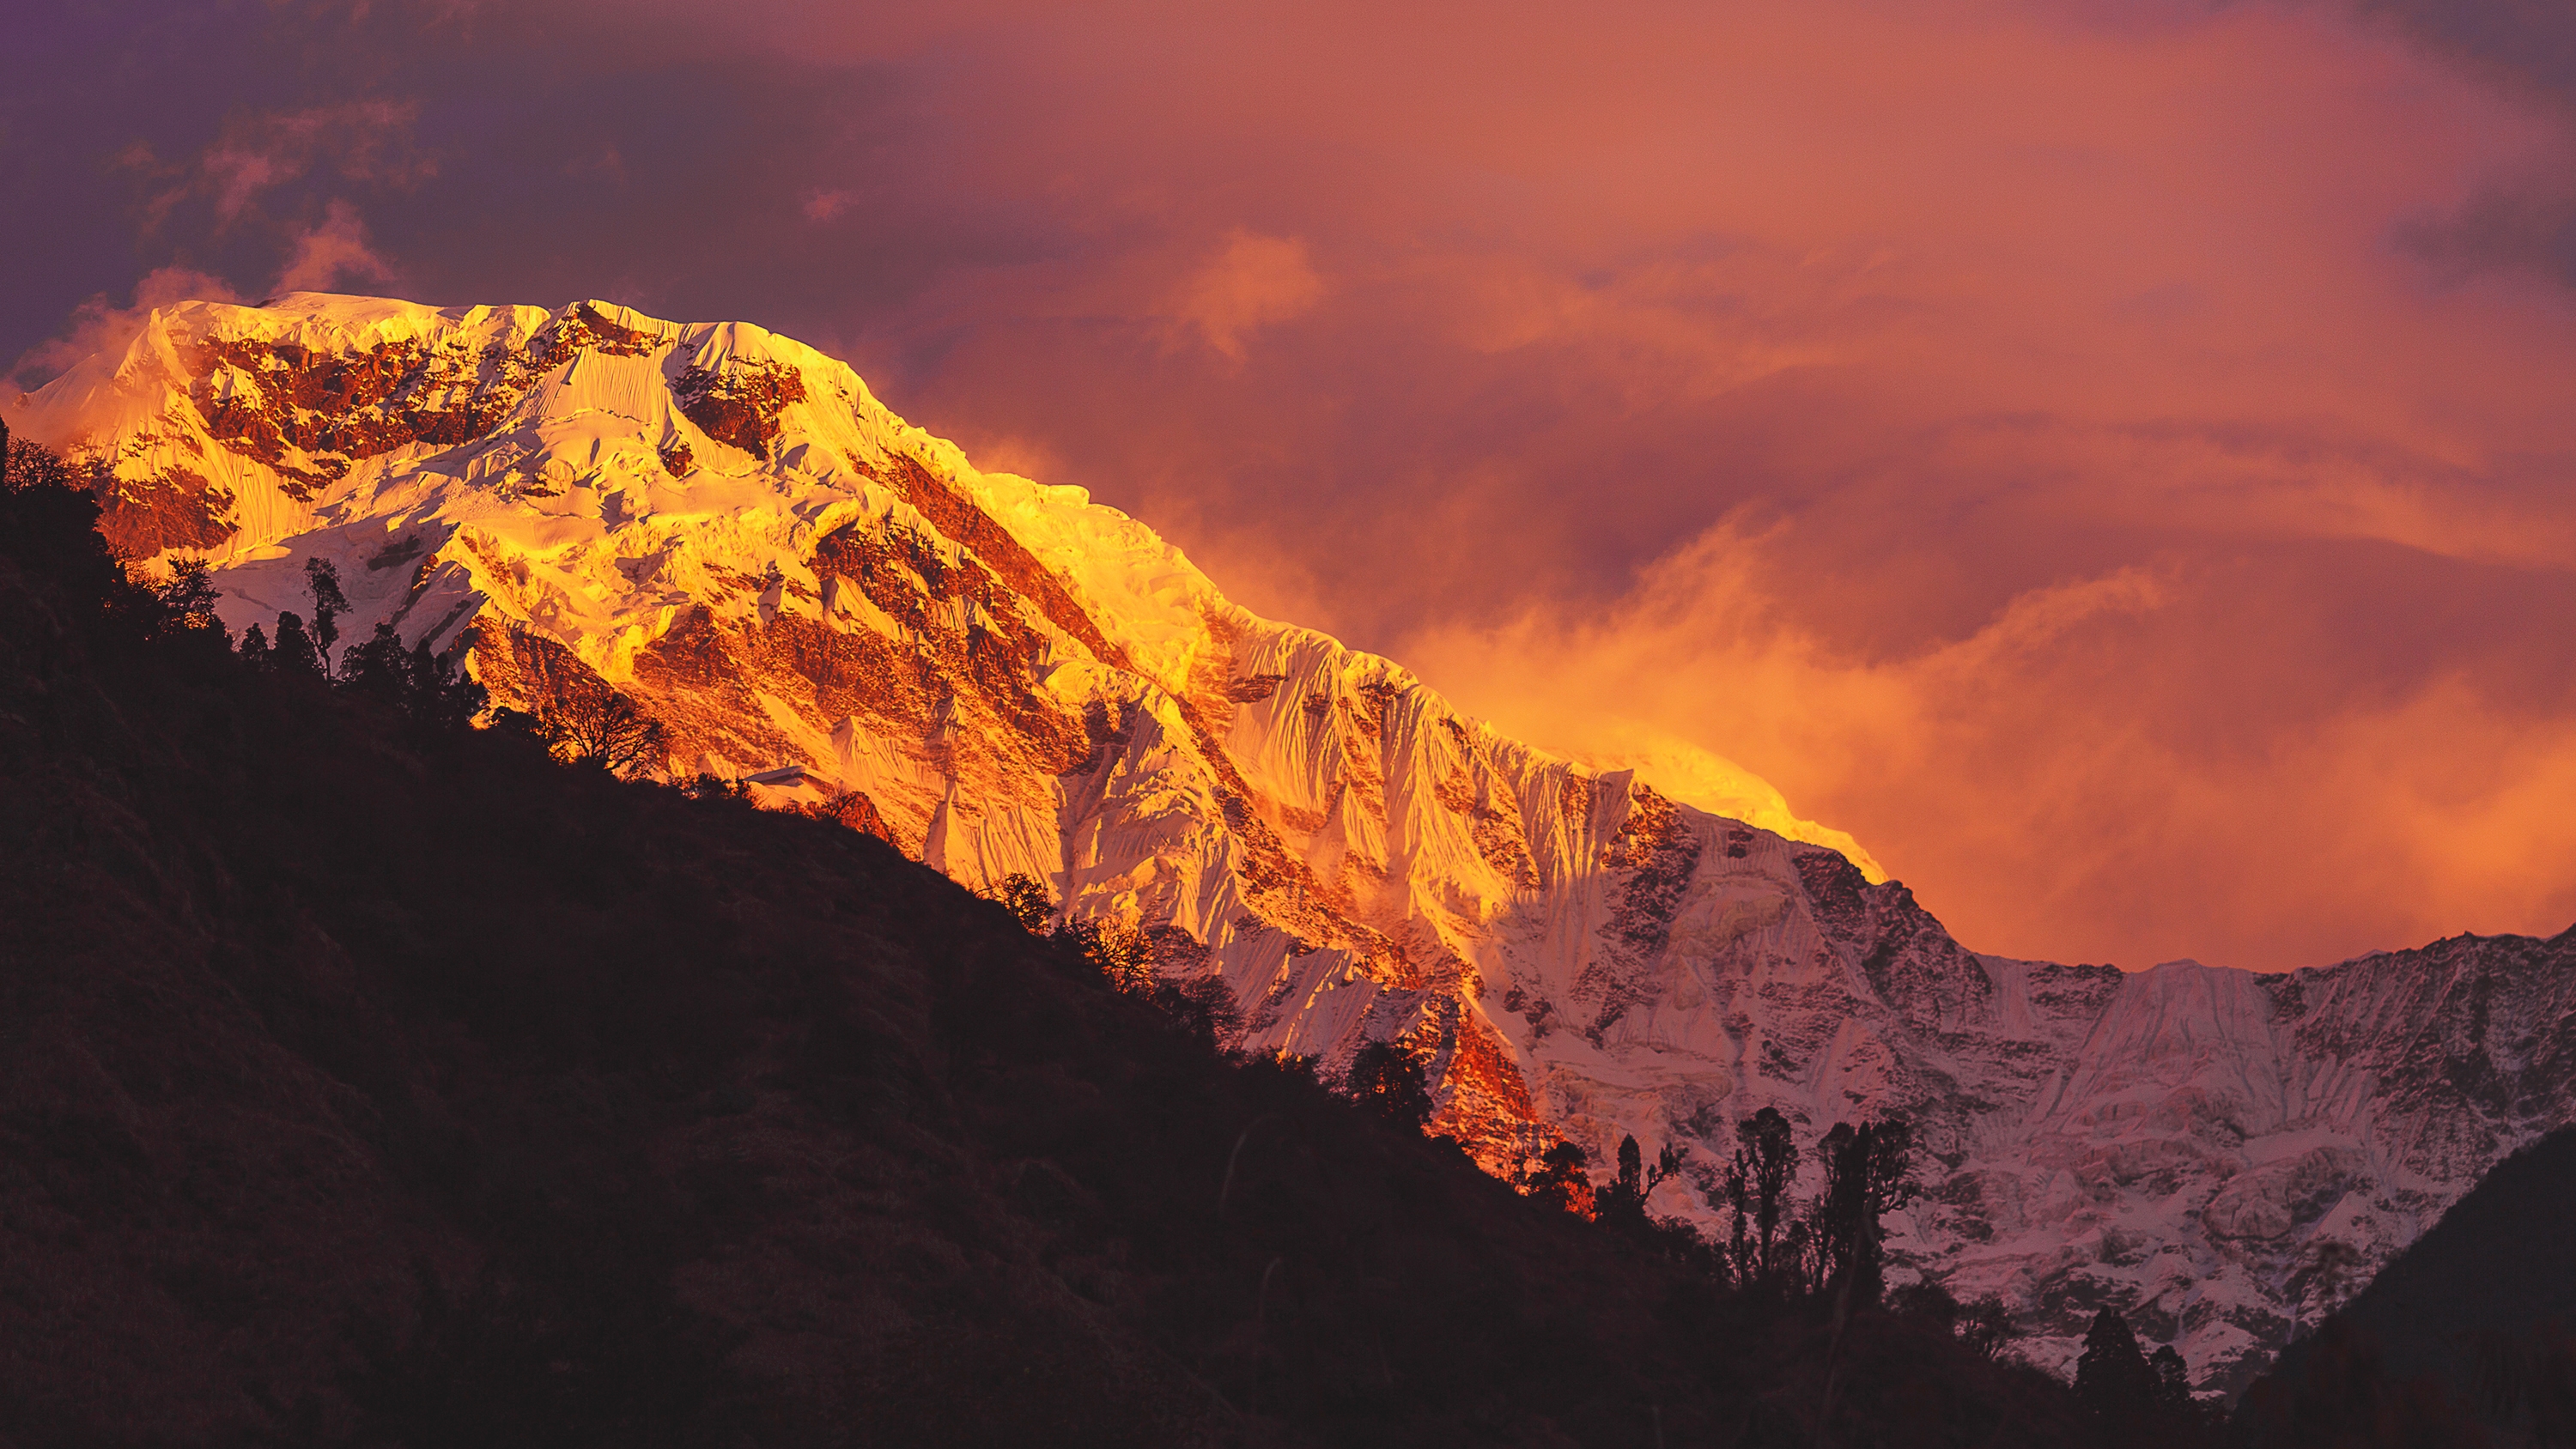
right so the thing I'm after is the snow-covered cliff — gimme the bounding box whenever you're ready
[13,294,2572,1391]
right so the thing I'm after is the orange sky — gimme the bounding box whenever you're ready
[9,0,2575,969]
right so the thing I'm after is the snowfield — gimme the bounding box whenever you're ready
[15,293,2573,1392]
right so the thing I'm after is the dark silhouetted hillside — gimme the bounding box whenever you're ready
[1,439,2111,1446]
[2234,1128,2576,1447]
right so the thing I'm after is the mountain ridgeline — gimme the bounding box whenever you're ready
[0,411,2138,1446]
[9,293,2575,1391]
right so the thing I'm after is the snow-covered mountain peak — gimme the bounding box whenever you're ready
[14,293,2574,1395]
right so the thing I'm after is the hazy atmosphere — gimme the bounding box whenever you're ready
[9,0,2575,972]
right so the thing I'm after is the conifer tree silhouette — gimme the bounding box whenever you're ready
[2075,1307,2155,1430]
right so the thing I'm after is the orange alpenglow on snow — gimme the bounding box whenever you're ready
[14,293,2576,1393]
[14,1,2576,981]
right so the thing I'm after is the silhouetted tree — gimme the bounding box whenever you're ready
[1783,1218,1822,1290]
[999,884,1245,1046]
[1957,1294,2016,1361]
[1150,974,1242,1051]
[1803,1119,1922,1449]
[2139,1343,2222,1446]
[1055,917,1153,991]
[1593,1133,1686,1238]
[534,688,668,775]
[404,639,487,731]
[304,556,347,672]
[1718,1106,1799,1286]
[0,426,141,632]
[343,621,412,705]
[489,706,550,746]
[1344,1041,1435,1132]
[987,873,1053,933]
[1520,1140,1593,1216]
[1888,1279,1962,1334]
[326,622,487,731]
[2,421,82,499]
[1809,1116,1919,1305]
[2075,1308,2156,1429]
[682,772,750,800]
[1605,1134,1645,1227]
[1716,1150,1753,1283]
[236,621,271,666]
[271,610,324,676]
[2149,1345,2192,1416]
[154,556,222,634]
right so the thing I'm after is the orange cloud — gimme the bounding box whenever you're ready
[274,202,397,295]
[804,188,858,222]
[1163,230,1325,359]
[9,267,242,392]
[811,0,2576,970]
[1397,524,2576,971]
[15,0,2576,971]
[133,100,429,232]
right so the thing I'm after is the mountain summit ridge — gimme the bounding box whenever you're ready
[14,292,2574,1391]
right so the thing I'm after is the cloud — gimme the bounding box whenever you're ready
[2348,0,2576,112]
[272,202,397,294]
[7,267,244,393]
[10,0,2576,971]
[136,100,429,232]
[1397,524,2576,972]
[2324,0,2576,290]
[1162,231,1325,359]
[2397,174,2576,288]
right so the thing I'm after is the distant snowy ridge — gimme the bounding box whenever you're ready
[14,293,2573,1392]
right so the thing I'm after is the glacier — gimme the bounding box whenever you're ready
[10,292,2572,1393]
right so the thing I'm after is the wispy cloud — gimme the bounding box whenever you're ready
[7,268,242,393]
[1399,524,2576,971]
[10,0,2576,968]
[273,201,398,294]
[1163,231,1325,360]
[131,100,431,233]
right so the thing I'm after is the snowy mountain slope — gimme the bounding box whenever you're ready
[12,293,2573,1392]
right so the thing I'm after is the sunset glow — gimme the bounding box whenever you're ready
[9,0,2575,972]
[13,6,2576,1430]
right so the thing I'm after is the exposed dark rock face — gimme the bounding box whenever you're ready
[93,464,235,558]
[673,358,805,459]
[0,480,2109,1449]
[854,450,1135,670]
[16,292,2574,1395]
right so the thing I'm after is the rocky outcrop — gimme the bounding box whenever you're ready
[12,292,2572,1394]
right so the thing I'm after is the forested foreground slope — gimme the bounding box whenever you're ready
[21,295,2576,1389]
[0,452,2104,1446]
